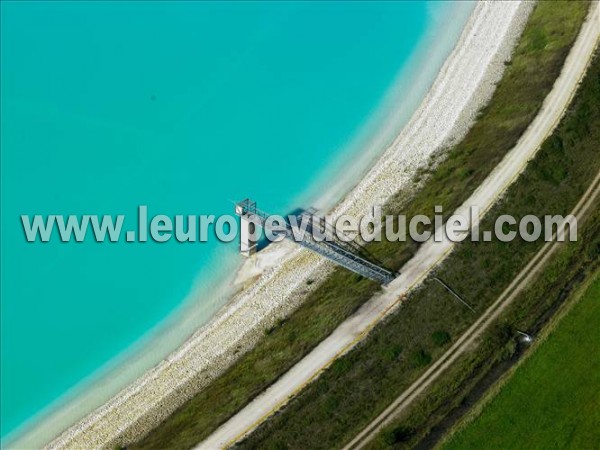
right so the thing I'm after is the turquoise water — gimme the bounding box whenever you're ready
[1,1,462,439]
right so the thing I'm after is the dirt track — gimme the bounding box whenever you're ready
[344,169,600,449]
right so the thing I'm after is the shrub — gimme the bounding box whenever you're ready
[382,425,413,444]
[432,331,451,347]
[412,349,432,368]
[383,344,403,362]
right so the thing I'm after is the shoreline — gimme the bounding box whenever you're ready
[6,2,530,449]
[3,4,474,444]
[292,1,475,213]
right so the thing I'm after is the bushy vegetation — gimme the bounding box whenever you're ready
[431,331,451,347]
[132,3,591,449]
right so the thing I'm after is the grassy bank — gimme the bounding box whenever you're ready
[367,205,600,450]
[132,3,590,449]
[440,274,600,450]
[239,43,600,450]
[369,0,590,269]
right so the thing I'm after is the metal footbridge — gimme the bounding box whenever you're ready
[235,199,395,285]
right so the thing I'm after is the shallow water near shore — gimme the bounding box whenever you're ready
[0,1,473,440]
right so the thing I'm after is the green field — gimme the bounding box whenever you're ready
[132,3,591,449]
[442,275,600,450]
